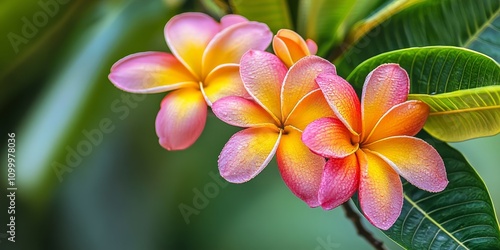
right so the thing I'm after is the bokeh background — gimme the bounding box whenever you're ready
[1,0,499,249]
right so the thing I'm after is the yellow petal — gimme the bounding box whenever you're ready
[219,127,282,183]
[155,88,207,150]
[240,50,287,120]
[203,64,250,105]
[361,64,409,139]
[364,136,448,192]
[284,89,335,131]
[165,13,220,78]
[281,55,336,120]
[273,29,312,67]
[358,149,403,230]
[202,21,272,77]
[364,100,429,144]
[277,126,325,207]
[109,52,198,93]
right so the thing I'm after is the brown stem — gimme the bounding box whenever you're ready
[341,202,386,250]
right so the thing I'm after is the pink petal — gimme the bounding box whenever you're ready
[202,21,272,77]
[281,55,336,120]
[361,64,410,139]
[203,64,250,105]
[319,154,360,210]
[315,72,361,135]
[365,136,448,192]
[220,14,248,29]
[155,88,207,150]
[277,126,325,207]
[302,118,358,159]
[364,100,429,144]
[306,39,318,54]
[109,52,198,93]
[240,50,287,120]
[219,127,282,183]
[358,149,403,230]
[165,12,220,78]
[212,96,278,128]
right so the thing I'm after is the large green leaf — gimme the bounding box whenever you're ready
[347,47,500,94]
[229,0,292,33]
[381,132,500,249]
[296,0,385,57]
[335,0,500,76]
[409,86,500,141]
[347,46,500,141]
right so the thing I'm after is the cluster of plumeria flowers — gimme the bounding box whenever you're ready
[109,12,448,230]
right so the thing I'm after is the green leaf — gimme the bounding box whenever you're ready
[296,0,386,57]
[229,0,292,33]
[336,0,500,76]
[381,132,500,249]
[346,46,500,141]
[409,86,500,142]
[347,46,500,94]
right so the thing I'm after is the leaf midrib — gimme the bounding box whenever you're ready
[428,104,500,116]
[463,8,500,48]
[403,194,469,249]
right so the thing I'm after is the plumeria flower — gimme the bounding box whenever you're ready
[302,64,448,229]
[272,29,318,68]
[212,50,336,206]
[108,13,272,150]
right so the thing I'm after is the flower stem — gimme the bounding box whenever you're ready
[341,202,386,250]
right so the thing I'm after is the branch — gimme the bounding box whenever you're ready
[341,202,386,250]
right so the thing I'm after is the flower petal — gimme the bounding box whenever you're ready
[364,136,448,192]
[281,56,336,120]
[155,88,207,150]
[203,64,250,105]
[109,52,197,93]
[272,29,312,67]
[277,126,325,207]
[361,64,410,139]
[358,149,403,230]
[220,14,248,29]
[212,96,277,128]
[306,39,318,55]
[219,127,282,183]
[364,100,429,143]
[319,154,359,210]
[165,12,220,78]
[284,89,335,131]
[272,37,293,68]
[240,50,287,120]
[203,21,272,77]
[315,73,361,134]
[302,117,358,158]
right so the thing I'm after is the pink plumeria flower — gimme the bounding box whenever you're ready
[108,13,272,150]
[272,29,318,68]
[302,64,448,229]
[212,50,336,206]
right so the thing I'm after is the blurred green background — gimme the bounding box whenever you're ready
[1,0,499,249]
